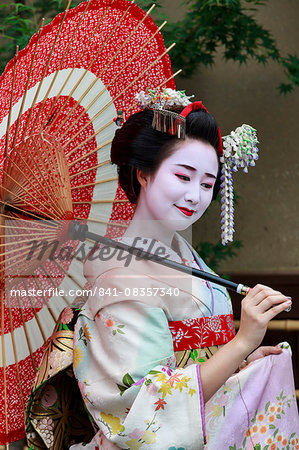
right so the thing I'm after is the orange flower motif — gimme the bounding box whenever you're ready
[252,425,258,433]
[245,428,251,438]
[268,415,275,423]
[260,425,267,434]
[167,373,181,387]
[276,406,282,413]
[291,439,296,446]
[267,438,272,445]
[270,444,276,450]
[276,434,283,442]
[257,413,264,422]
[106,318,114,327]
[282,438,287,446]
[269,405,276,414]
[84,323,91,342]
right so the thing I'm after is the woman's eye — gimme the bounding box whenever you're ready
[175,173,190,181]
[201,183,213,189]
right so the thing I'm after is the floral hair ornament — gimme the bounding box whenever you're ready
[136,88,193,138]
[220,125,259,244]
[135,88,259,245]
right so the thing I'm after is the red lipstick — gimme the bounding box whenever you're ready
[175,205,195,216]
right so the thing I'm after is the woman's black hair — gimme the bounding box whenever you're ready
[111,107,222,203]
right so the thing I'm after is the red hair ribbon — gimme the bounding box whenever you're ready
[180,101,223,155]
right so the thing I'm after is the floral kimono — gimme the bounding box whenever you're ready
[26,235,299,449]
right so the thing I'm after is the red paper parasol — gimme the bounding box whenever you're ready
[0,0,176,443]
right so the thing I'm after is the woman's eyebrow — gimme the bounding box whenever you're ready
[174,164,217,179]
[174,164,196,171]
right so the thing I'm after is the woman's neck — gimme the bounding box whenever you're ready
[123,206,175,248]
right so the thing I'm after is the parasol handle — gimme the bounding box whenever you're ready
[67,221,251,296]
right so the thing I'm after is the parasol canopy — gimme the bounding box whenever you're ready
[0,0,176,443]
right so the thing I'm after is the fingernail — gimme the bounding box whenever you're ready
[286,296,292,300]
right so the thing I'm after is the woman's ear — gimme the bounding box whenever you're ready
[136,169,149,190]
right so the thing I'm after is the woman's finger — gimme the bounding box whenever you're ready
[263,299,292,322]
[257,294,291,313]
[244,284,281,306]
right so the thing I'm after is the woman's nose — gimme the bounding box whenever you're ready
[185,184,200,204]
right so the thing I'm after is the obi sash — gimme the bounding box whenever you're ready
[169,314,236,351]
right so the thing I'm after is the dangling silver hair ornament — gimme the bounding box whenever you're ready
[220,125,259,245]
[135,88,193,138]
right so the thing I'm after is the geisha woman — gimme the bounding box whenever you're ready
[26,90,299,449]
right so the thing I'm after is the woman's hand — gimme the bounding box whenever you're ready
[235,284,292,355]
[246,346,282,364]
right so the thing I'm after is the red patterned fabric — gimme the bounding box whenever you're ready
[169,314,236,351]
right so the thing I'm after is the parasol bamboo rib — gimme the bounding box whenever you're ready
[66,66,182,161]
[32,276,58,324]
[0,231,57,240]
[40,264,71,308]
[44,0,117,132]
[39,136,72,215]
[30,0,92,137]
[20,1,72,143]
[74,216,128,228]
[70,159,111,179]
[0,200,60,225]
[73,199,129,205]
[71,176,118,190]
[59,20,168,148]
[7,306,25,413]
[15,294,36,372]
[0,290,9,438]
[0,234,58,250]
[21,139,66,219]
[23,281,47,344]
[0,223,57,231]
[0,214,56,231]
[61,42,176,154]
[50,0,136,139]
[124,69,183,116]
[4,153,63,220]
[0,242,58,276]
[20,137,63,217]
[11,19,45,151]
[35,136,67,212]
[65,121,115,156]
[24,0,73,143]
[54,2,159,143]
[0,167,62,222]
[68,141,113,169]
[4,47,18,164]
[53,260,84,291]
[0,183,58,222]
[29,136,69,218]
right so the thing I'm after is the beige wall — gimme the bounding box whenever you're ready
[163,0,299,274]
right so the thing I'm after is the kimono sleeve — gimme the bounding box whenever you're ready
[72,300,206,450]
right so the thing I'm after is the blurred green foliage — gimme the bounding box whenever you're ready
[194,239,243,273]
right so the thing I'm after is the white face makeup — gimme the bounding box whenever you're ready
[133,138,219,241]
